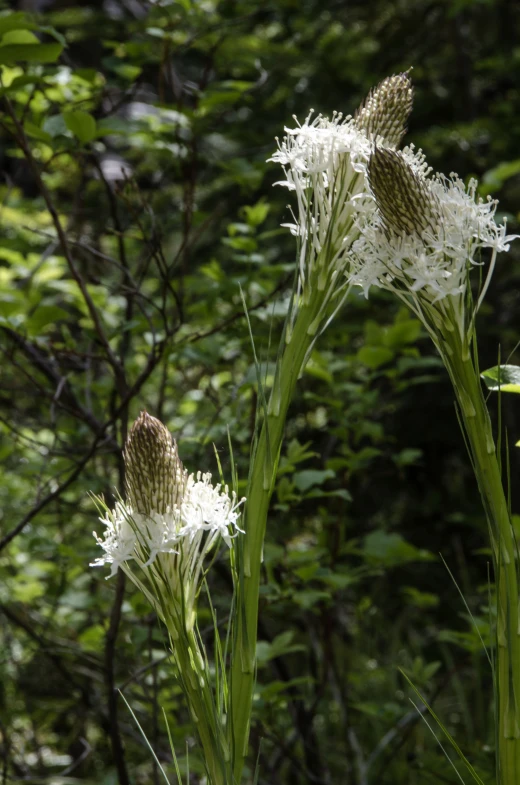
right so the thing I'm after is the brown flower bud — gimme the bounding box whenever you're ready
[354,72,414,148]
[124,411,187,515]
[368,147,441,237]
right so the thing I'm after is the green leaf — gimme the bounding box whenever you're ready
[351,701,402,720]
[383,318,421,348]
[285,440,318,465]
[42,114,69,138]
[1,30,39,45]
[6,118,53,143]
[0,13,35,36]
[222,236,257,253]
[37,25,67,46]
[63,110,97,143]
[294,563,319,581]
[111,62,142,81]
[257,677,311,702]
[392,448,423,468]
[78,624,107,651]
[240,199,270,228]
[402,586,439,609]
[305,488,352,501]
[0,73,42,97]
[96,117,133,136]
[292,589,331,609]
[481,364,520,393]
[26,305,70,334]
[364,319,384,345]
[483,159,520,192]
[293,469,334,492]
[357,345,394,369]
[0,42,63,64]
[362,531,435,567]
[304,354,333,384]
[11,576,46,602]
[318,570,357,589]
[256,631,305,667]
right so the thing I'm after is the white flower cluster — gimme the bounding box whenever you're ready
[269,112,373,316]
[92,473,244,578]
[270,111,373,194]
[350,146,518,324]
[91,409,244,598]
[268,73,414,339]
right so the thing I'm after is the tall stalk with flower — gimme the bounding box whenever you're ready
[229,73,415,782]
[92,411,244,785]
[350,145,519,782]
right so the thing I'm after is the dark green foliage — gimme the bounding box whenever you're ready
[0,0,519,783]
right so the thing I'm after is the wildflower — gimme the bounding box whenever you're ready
[92,411,244,630]
[349,148,520,778]
[350,146,518,341]
[269,73,413,339]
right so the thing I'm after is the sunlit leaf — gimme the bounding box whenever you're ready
[481,364,520,393]
[0,42,63,64]
[63,110,97,143]
[0,12,35,36]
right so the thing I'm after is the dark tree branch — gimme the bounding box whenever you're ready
[2,326,115,441]
[104,570,130,785]
[0,432,110,552]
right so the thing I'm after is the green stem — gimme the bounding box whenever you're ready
[230,300,318,782]
[445,336,520,784]
[170,624,230,785]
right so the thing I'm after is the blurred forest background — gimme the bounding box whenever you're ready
[1,0,520,783]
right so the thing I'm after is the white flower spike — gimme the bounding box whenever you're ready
[350,146,519,339]
[91,412,244,626]
[269,73,414,340]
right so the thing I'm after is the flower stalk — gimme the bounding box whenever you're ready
[230,73,415,782]
[92,411,243,785]
[230,297,323,780]
[351,145,520,783]
[444,328,520,783]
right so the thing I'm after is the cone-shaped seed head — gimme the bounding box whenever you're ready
[354,72,414,148]
[124,411,188,515]
[368,147,441,237]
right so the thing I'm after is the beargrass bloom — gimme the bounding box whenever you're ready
[269,72,413,339]
[349,146,518,341]
[227,78,416,780]
[348,147,520,781]
[92,411,243,632]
